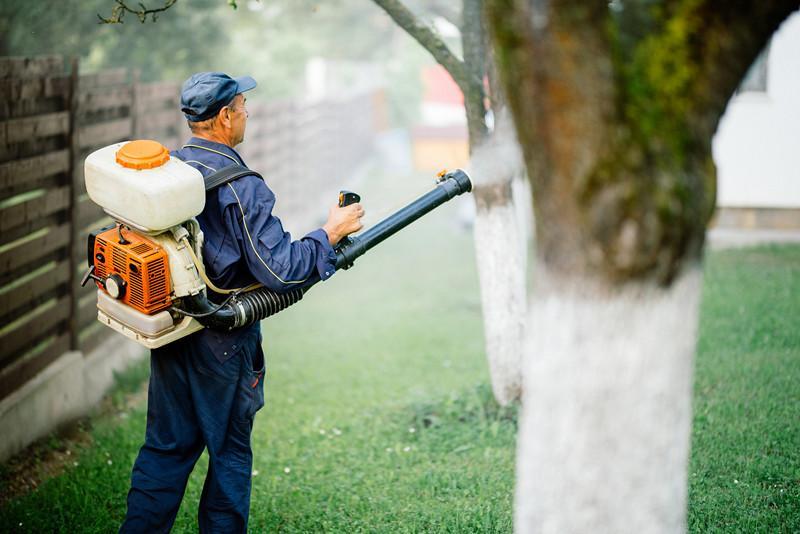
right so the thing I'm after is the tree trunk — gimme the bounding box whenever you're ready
[372,0,528,405]
[516,264,701,532]
[473,180,526,404]
[463,0,528,405]
[470,107,528,407]
[485,0,797,530]
[372,0,531,405]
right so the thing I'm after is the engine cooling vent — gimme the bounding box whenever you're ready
[91,227,172,314]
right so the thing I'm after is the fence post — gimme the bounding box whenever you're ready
[67,56,80,351]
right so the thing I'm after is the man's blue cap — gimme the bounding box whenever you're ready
[180,72,257,122]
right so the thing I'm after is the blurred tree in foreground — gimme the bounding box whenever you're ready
[484,1,797,532]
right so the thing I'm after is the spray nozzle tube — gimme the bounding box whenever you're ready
[180,169,472,330]
[333,169,472,270]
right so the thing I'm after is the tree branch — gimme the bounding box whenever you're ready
[461,0,485,84]
[371,0,470,90]
[460,0,489,147]
[689,0,799,140]
[98,0,179,24]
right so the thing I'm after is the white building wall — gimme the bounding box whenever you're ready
[713,10,800,209]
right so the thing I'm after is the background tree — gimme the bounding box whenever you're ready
[1,0,426,120]
[484,0,798,531]
[0,0,228,81]
[371,0,528,405]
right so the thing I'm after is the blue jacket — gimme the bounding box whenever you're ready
[171,137,337,361]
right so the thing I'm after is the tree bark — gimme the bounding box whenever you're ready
[485,0,799,530]
[465,0,529,405]
[459,0,489,148]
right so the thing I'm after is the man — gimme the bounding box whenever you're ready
[120,72,364,533]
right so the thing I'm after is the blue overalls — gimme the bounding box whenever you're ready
[121,137,336,533]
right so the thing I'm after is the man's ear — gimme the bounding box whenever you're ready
[219,107,231,128]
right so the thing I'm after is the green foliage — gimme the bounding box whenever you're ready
[0,1,428,126]
[0,0,230,82]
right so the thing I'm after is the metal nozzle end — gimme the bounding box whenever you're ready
[447,169,472,194]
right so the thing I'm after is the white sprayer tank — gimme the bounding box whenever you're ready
[84,140,205,233]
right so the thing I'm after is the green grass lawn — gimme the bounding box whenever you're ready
[690,245,800,532]
[0,167,798,532]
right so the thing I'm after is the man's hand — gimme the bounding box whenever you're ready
[323,203,364,245]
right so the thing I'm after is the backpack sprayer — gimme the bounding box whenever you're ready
[80,140,472,349]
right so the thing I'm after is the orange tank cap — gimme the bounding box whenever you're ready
[116,140,170,170]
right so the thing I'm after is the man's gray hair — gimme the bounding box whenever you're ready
[186,95,241,134]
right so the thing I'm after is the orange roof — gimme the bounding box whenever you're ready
[422,65,464,105]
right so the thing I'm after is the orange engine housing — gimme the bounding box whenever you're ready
[92,227,171,314]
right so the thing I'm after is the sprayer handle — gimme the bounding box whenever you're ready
[338,190,361,207]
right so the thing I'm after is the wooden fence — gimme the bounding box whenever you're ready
[0,56,184,400]
[0,55,378,401]
[1,56,74,401]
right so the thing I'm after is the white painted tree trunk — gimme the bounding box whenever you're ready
[515,265,703,533]
[469,108,528,406]
[512,174,533,256]
[473,196,526,406]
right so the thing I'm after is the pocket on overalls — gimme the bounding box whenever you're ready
[249,343,266,416]
[234,339,266,422]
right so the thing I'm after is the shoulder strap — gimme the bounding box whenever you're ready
[203,164,263,191]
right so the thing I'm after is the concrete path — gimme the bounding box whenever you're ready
[707,228,800,249]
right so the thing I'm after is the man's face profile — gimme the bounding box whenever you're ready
[227,94,248,146]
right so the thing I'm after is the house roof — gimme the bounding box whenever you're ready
[422,65,464,105]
